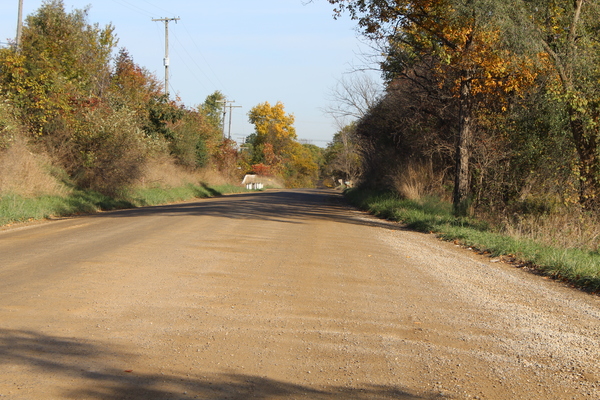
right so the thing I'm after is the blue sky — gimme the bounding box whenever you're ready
[0,0,382,146]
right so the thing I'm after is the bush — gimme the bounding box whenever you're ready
[70,107,149,195]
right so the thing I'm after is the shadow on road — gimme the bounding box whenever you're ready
[0,329,436,400]
[92,189,405,231]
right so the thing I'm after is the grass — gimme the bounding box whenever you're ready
[345,188,600,293]
[0,183,249,227]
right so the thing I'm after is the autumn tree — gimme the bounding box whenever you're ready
[283,143,321,188]
[327,0,538,214]
[247,101,297,171]
[247,101,319,187]
[0,0,117,136]
[0,1,163,193]
[110,49,163,125]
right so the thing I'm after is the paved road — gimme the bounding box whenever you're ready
[0,189,599,399]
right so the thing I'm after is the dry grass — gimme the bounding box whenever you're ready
[389,161,600,253]
[501,209,600,252]
[135,156,240,189]
[392,163,446,200]
[0,140,68,197]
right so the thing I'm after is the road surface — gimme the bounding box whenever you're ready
[0,189,599,399]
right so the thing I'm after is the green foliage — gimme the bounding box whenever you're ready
[0,0,151,196]
[0,1,247,204]
[522,0,600,206]
[168,109,212,169]
[143,96,184,140]
[199,91,225,134]
[327,0,600,217]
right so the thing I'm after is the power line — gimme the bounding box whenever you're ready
[106,1,227,101]
[170,45,212,94]
[171,30,218,93]
[217,99,242,140]
[225,102,243,140]
[139,0,176,17]
[109,0,157,18]
[179,21,227,92]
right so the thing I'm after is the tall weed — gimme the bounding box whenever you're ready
[0,139,68,197]
[392,163,445,200]
[499,209,600,252]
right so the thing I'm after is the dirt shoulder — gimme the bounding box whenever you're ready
[0,189,598,399]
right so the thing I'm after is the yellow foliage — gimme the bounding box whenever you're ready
[248,101,296,141]
[247,101,319,188]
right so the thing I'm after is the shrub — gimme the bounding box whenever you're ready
[70,107,149,195]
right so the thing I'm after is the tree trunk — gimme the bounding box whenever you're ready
[453,71,473,216]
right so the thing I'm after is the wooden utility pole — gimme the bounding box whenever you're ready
[226,102,242,140]
[16,0,24,49]
[152,17,180,97]
[217,99,242,140]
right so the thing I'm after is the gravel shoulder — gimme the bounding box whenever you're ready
[0,189,598,399]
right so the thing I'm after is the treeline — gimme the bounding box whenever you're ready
[0,0,322,198]
[324,0,600,219]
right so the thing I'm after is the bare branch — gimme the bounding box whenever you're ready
[323,72,383,121]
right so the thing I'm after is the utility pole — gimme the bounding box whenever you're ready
[226,102,242,140]
[216,99,242,140]
[16,0,23,50]
[152,17,180,97]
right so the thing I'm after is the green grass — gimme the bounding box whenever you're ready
[0,191,132,226]
[0,183,249,227]
[345,188,600,293]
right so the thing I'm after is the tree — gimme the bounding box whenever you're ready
[110,48,163,123]
[324,123,362,184]
[247,101,297,168]
[325,73,382,121]
[168,108,213,168]
[327,0,538,214]
[523,0,600,207]
[199,91,225,137]
[247,101,319,187]
[248,101,296,141]
[2,0,117,135]
[284,142,320,188]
